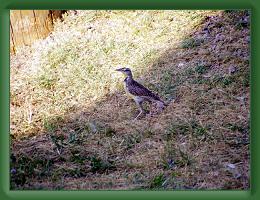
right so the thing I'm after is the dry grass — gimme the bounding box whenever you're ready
[10,10,250,190]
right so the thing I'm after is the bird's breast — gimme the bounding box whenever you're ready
[123,82,135,99]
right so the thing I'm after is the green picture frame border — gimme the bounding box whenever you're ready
[1,0,259,199]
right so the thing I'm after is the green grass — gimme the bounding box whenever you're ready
[10,10,250,190]
[10,154,54,189]
[181,37,204,49]
[149,173,165,189]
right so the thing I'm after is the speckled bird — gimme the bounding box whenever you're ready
[116,67,166,119]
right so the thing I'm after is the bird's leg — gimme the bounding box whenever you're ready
[134,99,145,120]
[134,110,143,120]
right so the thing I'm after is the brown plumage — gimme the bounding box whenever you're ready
[116,67,165,119]
[124,76,161,101]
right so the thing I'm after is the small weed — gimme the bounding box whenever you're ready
[194,126,207,136]
[222,76,233,86]
[43,116,64,133]
[104,126,116,137]
[149,173,165,189]
[90,156,104,172]
[10,154,54,188]
[192,76,210,85]
[161,142,192,169]
[164,120,209,141]
[68,132,77,143]
[164,122,190,139]
[89,156,116,173]
[181,37,204,49]
[190,120,208,140]
[210,67,250,91]
[210,75,230,88]
[121,133,142,150]
[39,75,57,90]
[195,65,209,74]
[53,166,87,179]
[44,121,57,133]
[143,129,154,138]
[175,65,211,85]
[70,151,86,164]
[225,123,249,134]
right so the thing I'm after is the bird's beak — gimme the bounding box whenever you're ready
[115,68,122,72]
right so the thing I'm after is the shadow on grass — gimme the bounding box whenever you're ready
[10,10,250,190]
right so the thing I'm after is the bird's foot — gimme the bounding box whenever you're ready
[133,110,147,120]
[133,112,143,120]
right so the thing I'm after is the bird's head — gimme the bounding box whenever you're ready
[115,67,133,77]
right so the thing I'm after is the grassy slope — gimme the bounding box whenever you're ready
[10,10,250,190]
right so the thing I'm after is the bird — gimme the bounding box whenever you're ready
[115,67,166,119]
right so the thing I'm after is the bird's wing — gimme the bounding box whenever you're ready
[127,80,161,101]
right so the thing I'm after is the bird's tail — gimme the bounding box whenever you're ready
[157,97,175,110]
[156,100,166,110]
